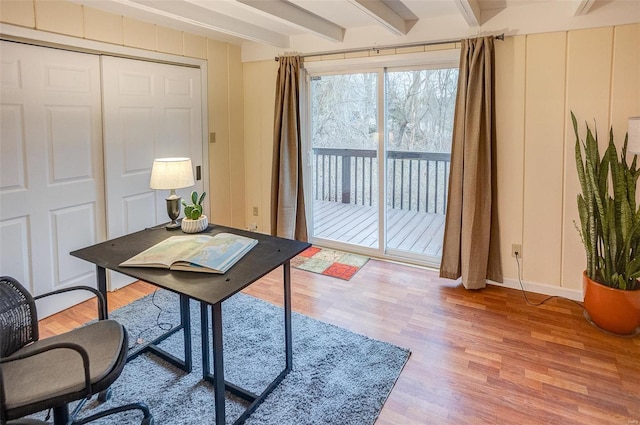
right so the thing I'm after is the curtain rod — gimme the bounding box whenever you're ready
[274,33,504,61]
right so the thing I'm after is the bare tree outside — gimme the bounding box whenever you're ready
[311,73,379,208]
[311,73,378,150]
[311,69,457,152]
[386,68,458,153]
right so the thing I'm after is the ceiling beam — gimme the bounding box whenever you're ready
[347,0,416,35]
[574,0,596,16]
[453,0,481,27]
[119,0,290,47]
[237,0,345,42]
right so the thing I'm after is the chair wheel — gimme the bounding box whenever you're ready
[141,417,154,425]
[98,388,112,402]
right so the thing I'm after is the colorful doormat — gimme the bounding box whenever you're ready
[291,247,369,280]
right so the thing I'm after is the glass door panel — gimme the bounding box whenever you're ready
[385,68,458,260]
[310,73,379,249]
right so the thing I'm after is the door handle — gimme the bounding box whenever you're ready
[196,165,201,181]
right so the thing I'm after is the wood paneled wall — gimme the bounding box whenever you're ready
[495,23,640,293]
[243,60,280,232]
[244,23,640,296]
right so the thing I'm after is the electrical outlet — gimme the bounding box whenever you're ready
[252,206,259,216]
[248,223,258,231]
[512,244,522,258]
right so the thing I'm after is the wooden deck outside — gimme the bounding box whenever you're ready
[313,199,445,257]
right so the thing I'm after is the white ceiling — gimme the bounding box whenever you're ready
[70,0,638,60]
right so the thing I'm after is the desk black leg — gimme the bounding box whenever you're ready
[211,302,225,425]
[180,294,192,372]
[107,274,191,372]
[200,303,210,378]
[284,261,292,371]
[197,262,294,424]
[96,265,108,320]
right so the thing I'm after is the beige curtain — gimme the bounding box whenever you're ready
[439,37,503,289]
[271,56,308,241]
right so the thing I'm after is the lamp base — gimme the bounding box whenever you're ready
[165,220,181,230]
[165,195,181,229]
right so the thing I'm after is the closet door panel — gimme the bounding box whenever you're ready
[0,104,26,189]
[48,106,94,180]
[102,56,204,290]
[0,218,30,285]
[122,107,155,171]
[52,203,97,282]
[123,192,157,231]
[0,41,105,317]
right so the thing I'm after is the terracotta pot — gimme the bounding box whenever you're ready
[583,272,640,336]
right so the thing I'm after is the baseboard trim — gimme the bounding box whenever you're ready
[288,238,586,302]
[489,278,584,302]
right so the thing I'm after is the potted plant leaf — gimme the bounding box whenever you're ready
[181,190,208,233]
[573,111,640,335]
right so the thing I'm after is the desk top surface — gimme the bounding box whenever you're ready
[71,224,310,305]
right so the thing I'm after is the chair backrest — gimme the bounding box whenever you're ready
[0,277,39,358]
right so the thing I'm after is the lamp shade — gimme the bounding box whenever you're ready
[149,157,195,190]
[629,117,640,155]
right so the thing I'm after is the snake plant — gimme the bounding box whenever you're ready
[181,190,206,220]
[573,111,640,290]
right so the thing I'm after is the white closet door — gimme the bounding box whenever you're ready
[101,56,204,290]
[0,41,105,317]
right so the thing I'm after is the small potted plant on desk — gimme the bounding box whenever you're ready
[573,112,640,336]
[181,190,208,233]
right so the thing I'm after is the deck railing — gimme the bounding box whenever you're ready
[312,148,451,215]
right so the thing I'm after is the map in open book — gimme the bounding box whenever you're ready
[119,233,258,274]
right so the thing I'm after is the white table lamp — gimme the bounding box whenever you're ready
[150,157,195,228]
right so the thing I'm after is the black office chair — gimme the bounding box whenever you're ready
[0,276,153,425]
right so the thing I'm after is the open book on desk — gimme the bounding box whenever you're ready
[119,233,258,274]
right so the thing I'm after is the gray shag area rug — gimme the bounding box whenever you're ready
[33,290,410,424]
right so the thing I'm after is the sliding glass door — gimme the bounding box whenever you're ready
[385,67,457,261]
[309,73,380,249]
[306,62,458,265]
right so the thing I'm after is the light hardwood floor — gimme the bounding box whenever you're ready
[39,259,640,425]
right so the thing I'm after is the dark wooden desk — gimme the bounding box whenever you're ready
[71,224,310,425]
